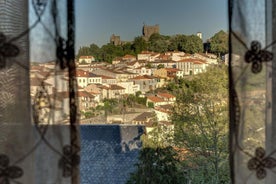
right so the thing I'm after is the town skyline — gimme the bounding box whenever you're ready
[75,0,228,49]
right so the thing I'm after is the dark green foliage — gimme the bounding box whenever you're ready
[83,111,93,118]
[77,46,91,58]
[122,42,136,55]
[96,98,118,116]
[136,97,147,106]
[132,36,148,54]
[168,34,203,53]
[157,64,165,69]
[171,66,230,183]
[210,30,228,56]
[148,33,169,53]
[127,146,185,184]
[180,35,203,54]
[99,44,124,62]
[76,31,227,63]
[147,102,154,108]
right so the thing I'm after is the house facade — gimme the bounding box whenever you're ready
[78,55,95,64]
[176,58,208,75]
[130,75,158,93]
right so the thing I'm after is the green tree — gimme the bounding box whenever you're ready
[168,34,203,53]
[89,43,100,60]
[145,62,153,68]
[132,36,148,54]
[157,64,165,69]
[148,33,169,53]
[168,34,186,51]
[147,102,154,108]
[179,35,203,54]
[171,66,229,183]
[77,46,91,58]
[127,146,185,184]
[101,98,118,116]
[210,30,228,56]
[99,44,124,63]
[122,42,135,55]
[128,121,184,184]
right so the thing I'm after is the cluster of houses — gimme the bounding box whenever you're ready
[30,50,218,126]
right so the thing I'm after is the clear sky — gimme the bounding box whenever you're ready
[75,0,228,50]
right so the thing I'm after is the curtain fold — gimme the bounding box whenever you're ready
[229,0,276,183]
[0,0,80,183]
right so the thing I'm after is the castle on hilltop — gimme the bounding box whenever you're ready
[110,34,121,46]
[142,24,159,41]
[110,24,162,45]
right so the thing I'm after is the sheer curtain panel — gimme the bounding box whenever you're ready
[0,0,80,183]
[229,0,276,183]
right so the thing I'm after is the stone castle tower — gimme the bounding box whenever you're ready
[110,34,121,46]
[142,24,160,41]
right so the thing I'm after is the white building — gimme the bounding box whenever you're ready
[176,58,208,75]
[78,55,95,64]
[137,51,160,62]
[117,81,140,95]
[165,51,185,61]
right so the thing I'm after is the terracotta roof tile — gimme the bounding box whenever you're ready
[147,96,164,103]
[78,91,95,98]
[177,58,206,64]
[109,84,125,90]
[132,112,155,122]
[157,93,175,99]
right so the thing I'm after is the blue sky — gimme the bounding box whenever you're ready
[75,0,228,50]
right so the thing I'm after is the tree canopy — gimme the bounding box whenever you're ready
[210,30,228,56]
[76,31,227,63]
[170,66,229,183]
[148,33,170,53]
[168,34,203,53]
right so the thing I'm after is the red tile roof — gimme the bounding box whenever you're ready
[78,91,95,98]
[157,92,175,99]
[109,84,125,90]
[122,54,136,59]
[76,69,89,77]
[147,96,164,103]
[177,58,206,64]
[132,112,155,122]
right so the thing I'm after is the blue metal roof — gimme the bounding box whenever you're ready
[80,125,145,184]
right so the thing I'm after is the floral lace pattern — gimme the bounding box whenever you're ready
[0,154,23,184]
[244,41,273,73]
[248,147,276,179]
[58,145,80,178]
[0,0,79,183]
[0,33,20,69]
[230,0,276,182]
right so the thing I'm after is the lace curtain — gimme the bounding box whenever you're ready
[229,0,276,183]
[0,0,80,183]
